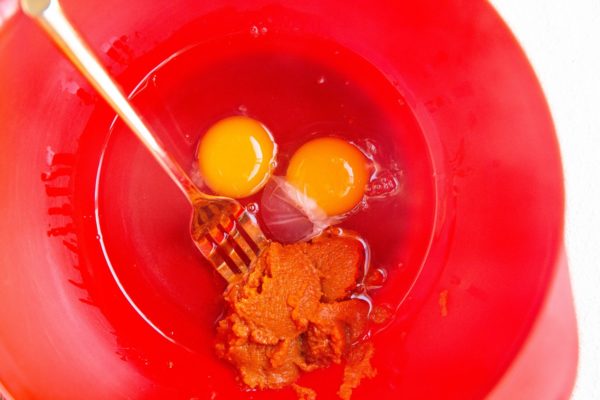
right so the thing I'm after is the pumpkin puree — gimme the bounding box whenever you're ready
[216,234,376,399]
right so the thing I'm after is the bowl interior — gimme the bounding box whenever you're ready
[0,0,563,399]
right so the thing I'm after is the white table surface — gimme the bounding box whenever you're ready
[490,1,600,398]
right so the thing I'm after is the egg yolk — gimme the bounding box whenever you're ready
[286,137,369,216]
[197,116,276,198]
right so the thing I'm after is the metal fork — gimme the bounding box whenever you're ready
[21,0,268,282]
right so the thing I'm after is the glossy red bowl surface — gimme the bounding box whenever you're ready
[0,0,576,399]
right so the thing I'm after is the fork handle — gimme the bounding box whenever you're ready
[21,0,202,202]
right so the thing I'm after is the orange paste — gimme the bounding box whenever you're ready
[215,234,376,399]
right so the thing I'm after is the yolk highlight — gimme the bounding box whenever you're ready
[286,137,369,216]
[197,116,276,198]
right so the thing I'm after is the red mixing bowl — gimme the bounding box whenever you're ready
[0,0,577,399]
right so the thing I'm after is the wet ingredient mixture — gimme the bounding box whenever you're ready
[215,233,377,399]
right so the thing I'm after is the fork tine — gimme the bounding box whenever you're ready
[237,210,268,253]
[192,200,267,281]
[194,236,236,282]
[226,219,256,265]
[217,223,252,274]
[213,256,237,282]
[213,229,248,274]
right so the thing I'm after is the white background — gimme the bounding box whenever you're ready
[490,1,600,398]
